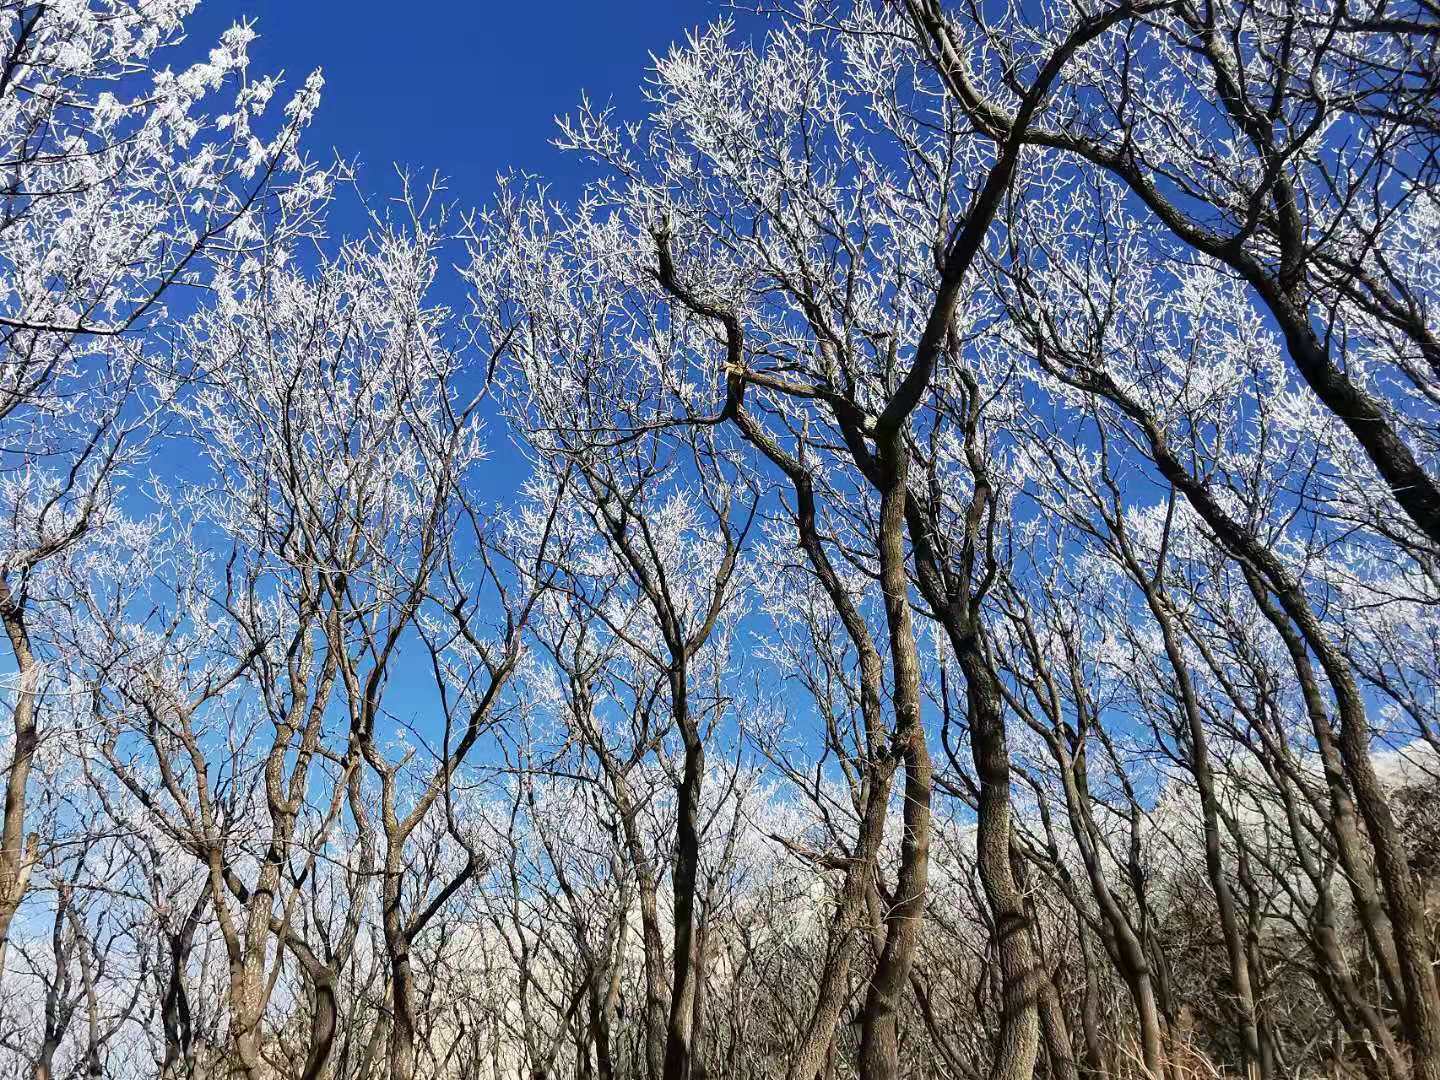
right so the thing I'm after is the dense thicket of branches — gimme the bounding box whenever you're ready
[2,1,1438,1079]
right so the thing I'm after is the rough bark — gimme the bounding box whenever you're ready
[857,437,934,1080]
[0,590,40,981]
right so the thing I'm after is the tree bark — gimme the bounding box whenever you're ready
[0,592,40,981]
[662,696,704,1080]
[857,436,933,1080]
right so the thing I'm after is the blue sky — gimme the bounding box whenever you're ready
[187,2,731,213]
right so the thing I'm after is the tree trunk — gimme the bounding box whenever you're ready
[614,778,669,1080]
[690,910,710,1080]
[857,439,933,1080]
[662,678,704,1080]
[160,887,207,1080]
[383,868,418,1080]
[1142,585,1263,1077]
[0,595,40,980]
[1038,967,1080,1080]
[960,639,1041,1080]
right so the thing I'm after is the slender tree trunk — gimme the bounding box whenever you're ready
[1144,587,1263,1076]
[1076,927,1106,1079]
[382,867,418,1080]
[663,675,704,1080]
[857,439,933,1080]
[1053,732,1166,1078]
[34,885,70,1080]
[719,398,900,1080]
[614,781,668,1080]
[590,887,626,1080]
[73,903,102,1079]
[785,765,895,1080]
[0,595,40,981]
[1243,568,1403,1007]
[690,910,710,1080]
[959,638,1041,1080]
[160,887,207,1080]
[1038,968,1080,1080]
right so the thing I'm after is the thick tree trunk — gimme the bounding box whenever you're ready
[1249,264,1440,551]
[301,972,340,1080]
[589,978,615,1080]
[1076,927,1107,1079]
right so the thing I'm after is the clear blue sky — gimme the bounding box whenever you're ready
[187,1,736,214]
